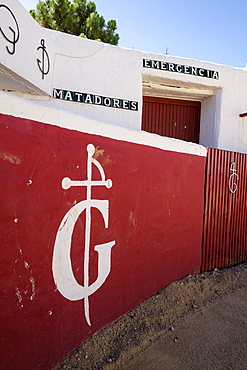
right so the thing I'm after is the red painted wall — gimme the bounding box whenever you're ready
[0,113,206,369]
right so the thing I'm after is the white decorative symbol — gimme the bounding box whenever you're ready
[229,162,239,194]
[52,144,115,326]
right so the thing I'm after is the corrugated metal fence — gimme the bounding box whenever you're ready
[202,147,247,272]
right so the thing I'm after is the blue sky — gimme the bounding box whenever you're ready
[20,0,247,68]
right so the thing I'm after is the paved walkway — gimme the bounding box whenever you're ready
[124,289,247,370]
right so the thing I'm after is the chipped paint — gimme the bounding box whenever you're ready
[24,261,30,269]
[167,199,172,217]
[129,211,138,227]
[103,155,113,165]
[15,287,23,308]
[93,146,104,159]
[29,277,36,300]
[0,152,21,165]
[15,287,22,303]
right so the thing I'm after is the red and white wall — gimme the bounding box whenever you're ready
[0,93,206,368]
[1,1,244,368]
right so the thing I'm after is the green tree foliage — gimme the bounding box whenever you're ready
[30,0,119,45]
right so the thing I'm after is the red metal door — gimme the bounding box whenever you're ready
[142,96,201,143]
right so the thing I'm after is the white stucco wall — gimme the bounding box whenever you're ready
[200,90,222,149]
[51,33,142,129]
[1,0,247,153]
[0,0,55,95]
[217,65,247,152]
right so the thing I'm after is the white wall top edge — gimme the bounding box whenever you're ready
[0,91,207,157]
[2,0,247,154]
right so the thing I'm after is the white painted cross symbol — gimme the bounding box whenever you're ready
[229,162,239,194]
[52,144,115,326]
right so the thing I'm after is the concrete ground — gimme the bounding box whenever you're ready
[57,263,247,370]
[124,288,247,370]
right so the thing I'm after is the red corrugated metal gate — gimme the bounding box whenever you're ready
[142,96,201,143]
[202,148,247,272]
